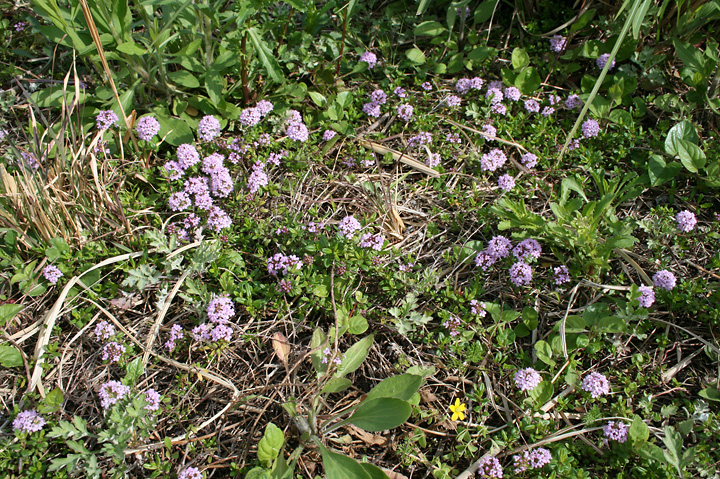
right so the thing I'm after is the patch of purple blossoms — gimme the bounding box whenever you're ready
[99,380,131,409]
[653,270,676,291]
[96,110,119,130]
[13,410,46,433]
[509,262,533,286]
[477,455,503,478]
[581,372,610,398]
[637,286,655,307]
[338,215,362,238]
[42,265,63,284]
[207,295,234,323]
[135,116,160,141]
[498,174,515,191]
[676,210,697,232]
[514,367,542,391]
[604,421,629,443]
[198,115,221,142]
[480,149,507,172]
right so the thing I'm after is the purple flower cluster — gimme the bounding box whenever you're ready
[443,315,463,337]
[565,94,583,110]
[136,116,160,141]
[445,95,461,107]
[470,299,487,317]
[144,388,161,411]
[596,53,616,70]
[524,99,540,113]
[99,380,131,409]
[676,210,697,232]
[582,118,600,138]
[514,367,542,391]
[482,124,497,141]
[604,421,629,443]
[477,455,503,478]
[426,153,441,168]
[653,269,676,291]
[637,285,655,307]
[338,215,362,238]
[509,261,533,286]
[323,130,336,141]
[486,87,503,104]
[13,410,46,433]
[513,238,542,262]
[504,86,521,102]
[285,110,309,142]
[359,51,377,68]
[247,161,269,193]
[497,174,515,191]
[95,321,115,341]
[397,104,414,121]
[454,77,483,94]
[513,448,552,473]
[475,235,511,270]
[198,115,221,142]
[554,265,570,285]
[359,232,384,250]
[42,265,63,284]
[321,347,343,365]
[96,110,119,130]
[178,466,203,479]
[407,132,432,149]
[480,149,507,172]
[101,341,126,363]
[549,35,567,52]
[267,253,302,276]
[521,152,538,168]
[207,295,234,323]
[581,372,610,398]
[541,106,555,117]
[165,324,184,351]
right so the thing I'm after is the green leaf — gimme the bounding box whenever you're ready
[168,71,200,88]
[360,463,390,479]
[311,328,327,375]
[0,304,23,326]
[674,139,706,173]
[628,415,649,446]
[405,48,426,64]
[205,69,224,106]
[308,91,327,107]
[514,66,541,94]
[699,387,720,402]
[348,315,368,335]
[38,387,65,413]
[318,443,372,479]
[467,46,496,62]
[124,357,144,385]
[511,48,530,69]
[609,109,633,127]
[0,344,23,368]
[322,378,352,394]
[247,27,284,83]
[535,340,555,367]
[116,41,146,56]
[335,335,373,378]
[414,20,445,36]
[529,380,553,404]
[648,155,681,186]
[158,115,194,146]
[665,121,700,155]
[597,315,626,333]
[258,423,284,467]
[366,374,423,402]
[673,38,708,76]
[570,8,597,34]
[475,0,499,23]
[349,398,411,431]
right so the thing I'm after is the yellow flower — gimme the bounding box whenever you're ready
[449,398,466,421]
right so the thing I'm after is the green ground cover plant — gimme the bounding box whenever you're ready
[1,0,719,478]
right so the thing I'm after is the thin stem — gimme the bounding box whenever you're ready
[336,6,348,78]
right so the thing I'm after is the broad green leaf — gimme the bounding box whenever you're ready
[414,20,445,36]
[673,38,709,76]
[0,304,23,326]
[511,48,530,69]
[348,315,368,335]
[522,307,538,330]
[529,380,553,404]
[168,71,200,88]
[648,155,681,186]
[38,387,65,413]
[467,46,496,62]
[366,374,423,402]
[609,109,633,126]
[665,121,699,155]
[124,357,144,385]
[570,8,597,34]
[116,41,146,56]
[699,387,720,402]
[514,66,541,94]
[349,398,411,431]
[335,334,373,378]
[535,340,555,367]
[475,0,499,23]
[205,69,224,106]
[405,48,426,64]
[308,91,327,107]
[247,27,284,83]
[311,328,327,375]
[0,344,23,368]
[360,463,390,479]
[561,177,588,202]
[597,315,626,333]
[318,443,372,479]
[674,139,706,173]
[629,415,649,446]
[258,423,284,467]
[322,377,352,394]
[158,116,194,146]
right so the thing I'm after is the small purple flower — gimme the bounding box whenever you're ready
[514,367,542,391]
[363,102,381,117]
[445,95,461,108]
[359,233,384,250]
[286,122,309,142]
[477,455,503,478]
[514,448,552,473]
[524,99,540,113]
[604,421,629,443]
[498,174,515,191]
[521,152,538,168]
[102,341,126,363]
[144,388,161,411]
[359,51,377,68]
[421,82,432,91]
[176,144,200,169]
[168,191,192,211]
[94,321,115,342]
[541,106,555,117]
[676,210,697,232]
[565,94,583,110]
[549,35,567,52]
[14,21,29,32]
[548,94,562,106]
[99,380,131,409]
[482,124,497,140]
[470,77,484,90]
[192,323,212,341]
[323,130,337,141]
[278,279,292,293]
[456,78,472,94]
[426,153,441,168]
[470,299,487,317]
[509,262,533,286]
[582,118,600,138]
[184,176,209,196]
[443,315,463,337]
[13,410,46,433]
[446,132,461,144]
[407,132,432,148]
[178,466,203,479]
[256,100,274,116]
[581,372,610,398]
[653,270,676,291]
[504,86,521,102]
[247,168,268,194]
[394,86,406,98]
[554,265,570,285]
[198,115,221,142]
[42,265,63,284]
[475,250,498,270]
[491,103,507,115]
[240,107,262,127]
[513,238,542,262]
[135,116,160,141]
[480,148,507,172]
[397,104,414,121]
[20,151,40,170]
[487,236,512,259]
[486,88,504,104]
[165,324,184,351]
[338,215,362,238]
[637,286,655,307]
[207,206,232,232]
[596,53,616,70]
[96,110,119,130]
[210,323,233,342]
[207,295,234,323]
[370,89,387,104]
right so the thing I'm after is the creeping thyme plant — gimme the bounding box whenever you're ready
[1,1,720,478]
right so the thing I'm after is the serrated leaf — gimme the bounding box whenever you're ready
[349,398,411,431]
